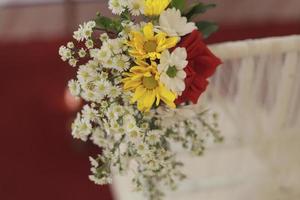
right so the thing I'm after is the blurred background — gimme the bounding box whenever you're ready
[0,0,300,200]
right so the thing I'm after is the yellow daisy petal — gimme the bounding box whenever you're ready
[143,23,154,40]
[131,86,147,103]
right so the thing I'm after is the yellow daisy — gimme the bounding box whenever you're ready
[144,0,171,16]
[123,62,176,112]
[127,23,179,61]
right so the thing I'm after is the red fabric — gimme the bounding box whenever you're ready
[0,40,113,200]
[175,30,221,104]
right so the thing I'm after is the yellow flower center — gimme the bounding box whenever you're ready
[133,3,140,9]
[143,40,157,53]
[142,76,158,89]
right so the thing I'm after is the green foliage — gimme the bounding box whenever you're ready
[184,3,216,20]
[95,14,122,33]
[196,21,219,39]
[171,0,185,12]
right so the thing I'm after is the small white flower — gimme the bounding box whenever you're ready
[114,76,123,85]
[127,129,142,143]
[67,42,75,49]
[108,86,121,98]
[93,44,112,63]
[77,65,97,83]
[73,22,94,41]
[68,58,78,67]
[89,175,112,185]
[123,115,137,131]
[90,127,107,147]
[146,130,161,145]
[136,142,148,155]
[71,114,92,141]
[112,55,130,71]
[78,48,87,58]
[147,159,160,171]
[100,33,109,42]
[86,21,96,29]
[68,79,81,96]
[119,21,134,38]
[85,40,94,49]
[112,105,125,116]
[158,48,187,95]
[94,79,111,97]
[81,90,97,102]
[59,46,72,61]
[82,105,99,122]
[86,60,100,70]
[108,0,126,15]
[127,0,144,16]
[108,38,125,54]
[89,156,99,167]
[99,72,109,80]
[159,8,197,36]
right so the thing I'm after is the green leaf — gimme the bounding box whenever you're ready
[185,3,216,20]
[95,15,122,33]
[196,21,219,38]
[171,0,185,11]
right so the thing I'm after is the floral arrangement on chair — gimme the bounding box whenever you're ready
[59,0,222,199]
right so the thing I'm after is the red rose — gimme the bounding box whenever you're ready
[175,30,221,105]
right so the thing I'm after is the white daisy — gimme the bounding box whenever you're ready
[77,65,97,83]
[127,0,144,16]
[108,0,126,15]
[112,54,130,71]
[108,86,121,98]
[108,38,125,54]
[94,79,111,97]
[159,8,197,36]
[157,48,188,95]
[91,44,112,63]
[119,21,135,38]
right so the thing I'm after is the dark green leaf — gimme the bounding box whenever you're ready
[95,15,122,33]
[171,0,185,11]
[185,3,216,20]
[196,21,219,38]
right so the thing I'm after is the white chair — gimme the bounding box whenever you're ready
[112,35,300,200]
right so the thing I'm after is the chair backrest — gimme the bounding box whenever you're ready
[206,35,300,143]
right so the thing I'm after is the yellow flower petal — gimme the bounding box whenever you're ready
[159,84,176,108]
[143,90,156,111]
[131,86,147,103]
[144,0,171,16]
[143,23,154,40]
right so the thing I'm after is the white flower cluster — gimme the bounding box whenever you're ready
[109,0,145,16]
[59,21,96,67]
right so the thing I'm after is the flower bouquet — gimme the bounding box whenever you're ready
[59,0,222,199]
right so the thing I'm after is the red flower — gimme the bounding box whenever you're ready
[175,30,221,105]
